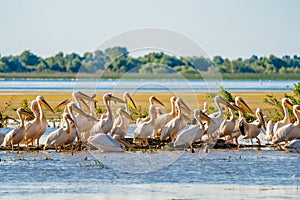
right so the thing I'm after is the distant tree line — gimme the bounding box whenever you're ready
[1,47,300,75]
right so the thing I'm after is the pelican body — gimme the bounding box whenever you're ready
[160,98,191,141]
[90,93,125,136]
[174,109,206,150]
[44,113,75,151]
[273,105,300,144]
[88,133,124,152]
[3,108,32,152]
[111,108,133,138]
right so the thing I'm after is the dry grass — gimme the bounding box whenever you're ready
[0,90,291,120]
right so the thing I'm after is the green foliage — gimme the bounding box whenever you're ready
[1,48,300,77]
[0,100,11,127]
[263,82,300,121]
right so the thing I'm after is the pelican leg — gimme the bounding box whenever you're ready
[256,137,261,146]
[235,137,239,145]
[189,144,195,153]
[11,142,14,152]
[17,143,20,154]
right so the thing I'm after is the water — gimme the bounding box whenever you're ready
[0,79,298,91]
[0,128,300,199]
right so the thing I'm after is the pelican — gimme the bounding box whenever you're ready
[33,96,55,146]
[174,109,206,151]
[110,108,133,138]
[160,98,191,141]
[3,108,32,152]
[273,98,293,139]
[112,92,136,135]
[23,96,55,148]
[284,140,300,153]
[55,92,97,138]
[136,96,164,125]
[72,91,97,113]
[264,120,275,144]
[154,96,177,138]
[200,96,238,143]
[218,103,243,142]
[90,93,125,136]
[273,105,300,144]
[55,100,99,141]
[231,96,254,145]
[134,104,157,145]
[44,113,75,151]
[241,108,266,146]
[88,133,124,152]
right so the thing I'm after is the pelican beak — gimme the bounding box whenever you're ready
[199,110,211,122]
[71,103,99,122]
[152,96,165,107]
[54,98,71,110]
[257,109,266,131]
[179,100,192,114]
[126,93,137,110]
[76,91,97,102]
[39,97,55,114]
[284,99,294,110]
[79,98,91,112]
[230,103,243,112]
[237,98,254,114]
[19,108,34,119]
[120,109,134,121]
[110,95,126,104]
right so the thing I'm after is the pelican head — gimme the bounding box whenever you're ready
[124,92,137,110]
[103,93,125,104]
[73,91,97,103]
[176,98,191,113]
[293,105,300,115]
[256,108,266,130]
[199,109,211,122]
[17,108,34,118]
[36,96,55,114]
[118,108,134,121]
[214,96,237,110]
[149,96,164,107]
[170,96,177,103]
[54,98,71,110]
[282,98,293,110]
[63,113,77,127]
[235,96,254,114]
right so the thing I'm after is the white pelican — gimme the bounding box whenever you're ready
[241,108,266,146]
[88,133,124,152]
[44,113,75,151]
[273,98,293,140]
[110,108,133,138]
[284,140,300,153]
[174,109,206,151]
[33,96,55,147]
[55,100,99,142]
[160,98,191,141]
[90,93,125,135]
[154,96,177,137]
[112,92,136,135]
[231,96,254,145]
[218,103,242,142]
[3,108,32,152]
[200,96,238,143]
[72,91,97,112]
[134,104,157,145]
[136,96,164,125]
[264,120,275,144]
[273,105,300,144]
[23,96,54,148]
[55,92,97,137]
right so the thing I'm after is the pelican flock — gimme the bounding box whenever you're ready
[0,90,299,153]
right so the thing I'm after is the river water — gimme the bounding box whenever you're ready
[0,127,300,199]
[0,79,298,91]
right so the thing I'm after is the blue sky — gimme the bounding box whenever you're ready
[1,0,300,59]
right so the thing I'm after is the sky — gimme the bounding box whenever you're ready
[0,0,300,59]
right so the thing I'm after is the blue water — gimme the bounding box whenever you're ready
[0,79,298,91]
